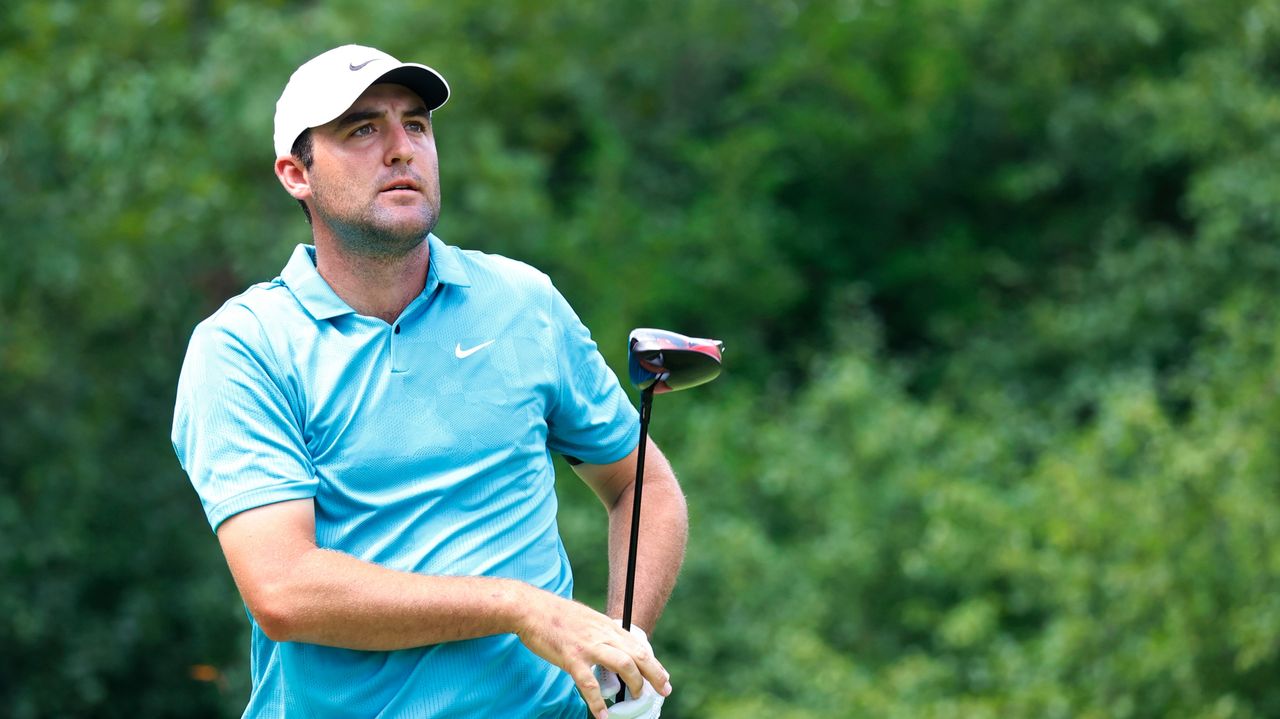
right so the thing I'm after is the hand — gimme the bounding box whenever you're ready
[600,678,664,719]
[595,623,665,719]
[511,589,671,719]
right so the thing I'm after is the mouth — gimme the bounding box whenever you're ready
[379,179,421,194]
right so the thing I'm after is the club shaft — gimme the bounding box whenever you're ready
[618,385,653,703]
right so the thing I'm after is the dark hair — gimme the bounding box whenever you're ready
[291,129,314,224]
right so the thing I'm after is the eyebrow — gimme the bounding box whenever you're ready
[334,105,431,129]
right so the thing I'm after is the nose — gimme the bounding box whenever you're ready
[384,124,415,166]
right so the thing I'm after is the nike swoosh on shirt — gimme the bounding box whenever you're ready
[455,340,495,358]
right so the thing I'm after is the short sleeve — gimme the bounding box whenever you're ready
[544,286,640,465]
[171,309,318,531]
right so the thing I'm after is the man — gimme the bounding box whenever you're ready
[172,44,686,719]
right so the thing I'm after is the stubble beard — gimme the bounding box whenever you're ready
[311,180,440,260]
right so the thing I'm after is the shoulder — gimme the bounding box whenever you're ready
[450,245,555,298]
[188,279,299,356]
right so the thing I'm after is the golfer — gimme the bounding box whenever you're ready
[172,44,685,719]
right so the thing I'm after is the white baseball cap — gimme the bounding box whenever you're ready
[273,44,450,158]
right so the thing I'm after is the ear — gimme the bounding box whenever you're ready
[275,156,312,202]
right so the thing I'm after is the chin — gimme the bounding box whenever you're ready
[335,222,433,259]
[317,203,438,256]
[383,206,436,237]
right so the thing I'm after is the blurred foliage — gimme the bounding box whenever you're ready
[3,0,1280,716]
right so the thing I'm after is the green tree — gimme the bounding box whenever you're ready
[5,0,1280,716]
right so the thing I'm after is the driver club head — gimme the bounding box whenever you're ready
[627,328,725,394]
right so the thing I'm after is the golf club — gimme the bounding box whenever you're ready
[617,328,724,703]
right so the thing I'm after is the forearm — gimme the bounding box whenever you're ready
[218,500,536,650]
[605,447,689,631]
[245,547,529,649]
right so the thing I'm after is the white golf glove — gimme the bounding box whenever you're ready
[592,623,665,719]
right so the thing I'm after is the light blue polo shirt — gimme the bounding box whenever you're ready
[171,234,639,718]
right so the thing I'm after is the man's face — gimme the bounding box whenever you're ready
[304,82,441,256]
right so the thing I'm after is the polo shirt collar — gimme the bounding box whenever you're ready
[282,244,351,320]
[425,233,472,289]
[282,234,472,321]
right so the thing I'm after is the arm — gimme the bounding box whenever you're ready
[574,436,689,633]
[217,497,523,648]
[539,280,688,627]
[217,497,669,719]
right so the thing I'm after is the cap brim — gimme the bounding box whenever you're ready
[375,64,450,112]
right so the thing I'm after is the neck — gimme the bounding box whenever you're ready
[312,231,431,325]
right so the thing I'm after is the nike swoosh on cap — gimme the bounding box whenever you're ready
[349,58,377,71]
[455,340,495,359]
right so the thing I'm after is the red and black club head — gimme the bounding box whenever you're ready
[627,328,724,394]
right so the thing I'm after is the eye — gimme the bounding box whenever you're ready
[405,120,427,133]
[351,124,375,137]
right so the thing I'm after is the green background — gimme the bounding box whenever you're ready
[3,1,1280,716]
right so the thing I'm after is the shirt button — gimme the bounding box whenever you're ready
[394,325,401,334]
